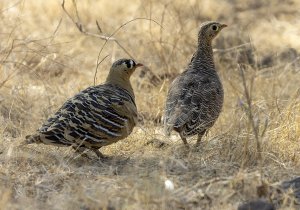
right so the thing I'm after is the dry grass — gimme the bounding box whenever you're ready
[0,0,300,209]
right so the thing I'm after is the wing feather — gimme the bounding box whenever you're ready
[164,71,223,136]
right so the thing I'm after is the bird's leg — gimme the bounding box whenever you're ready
[73,146,85,153]
[195,130,206,147]
[90,147,106,159]
[72,146,90,159]
[179,133,189,148]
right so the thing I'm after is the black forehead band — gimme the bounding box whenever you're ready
[113,59,135,68]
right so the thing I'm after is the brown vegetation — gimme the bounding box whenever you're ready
[0,0,299,209]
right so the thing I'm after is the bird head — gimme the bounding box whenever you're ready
[110,58,143,79]
[198,21,227,43]
[106,58,143,84]
[110,59,143,78]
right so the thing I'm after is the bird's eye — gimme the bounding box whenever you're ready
[211,25,218,31]
[124,60,136,69]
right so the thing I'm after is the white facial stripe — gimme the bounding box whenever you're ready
[130,60,133,68]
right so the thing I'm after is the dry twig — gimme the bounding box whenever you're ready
[214,43,252,53]
[61,0,162,85]
[238,64,269,187]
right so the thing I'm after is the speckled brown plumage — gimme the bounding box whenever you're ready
[164,21,227,146]
[25,58,143,158]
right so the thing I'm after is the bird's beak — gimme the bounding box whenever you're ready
[221,24,228,29]
[136,63,143,67]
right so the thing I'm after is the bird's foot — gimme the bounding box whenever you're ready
[184,143,190,150]
[180,137,190,149]
[145,138,169,148]
[80,153,93,160]
[194,142,201,148]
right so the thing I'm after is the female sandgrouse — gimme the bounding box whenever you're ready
[164,21,227,147]
[25,58,143,158]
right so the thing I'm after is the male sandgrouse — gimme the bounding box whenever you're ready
[25,58,143,158]
[164,21,227,146]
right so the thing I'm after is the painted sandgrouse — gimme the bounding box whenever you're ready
[25,58,143,158]
[164,21,227,146]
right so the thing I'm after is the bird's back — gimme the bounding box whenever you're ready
[27,83,138,148]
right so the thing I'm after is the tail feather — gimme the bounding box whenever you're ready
[24,134,42,144]
[163,117,170,136]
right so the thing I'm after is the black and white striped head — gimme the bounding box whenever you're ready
[198,21,227,43]
[111,58,143,77]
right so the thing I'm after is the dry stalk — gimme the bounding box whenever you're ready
[214,43,252,53]
[61,0,162,85]
[238,64,269,182]
[239,64,261,158]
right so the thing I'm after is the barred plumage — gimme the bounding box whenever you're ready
[25,58,143,158]
[164,21,227,146]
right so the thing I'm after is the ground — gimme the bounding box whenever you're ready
[0,0,300,209]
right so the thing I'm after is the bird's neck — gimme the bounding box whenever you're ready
[105,74,134,97]
[192,39,215,72]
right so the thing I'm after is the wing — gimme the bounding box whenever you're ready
[37,84,137,147]
[164,72,223,136]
